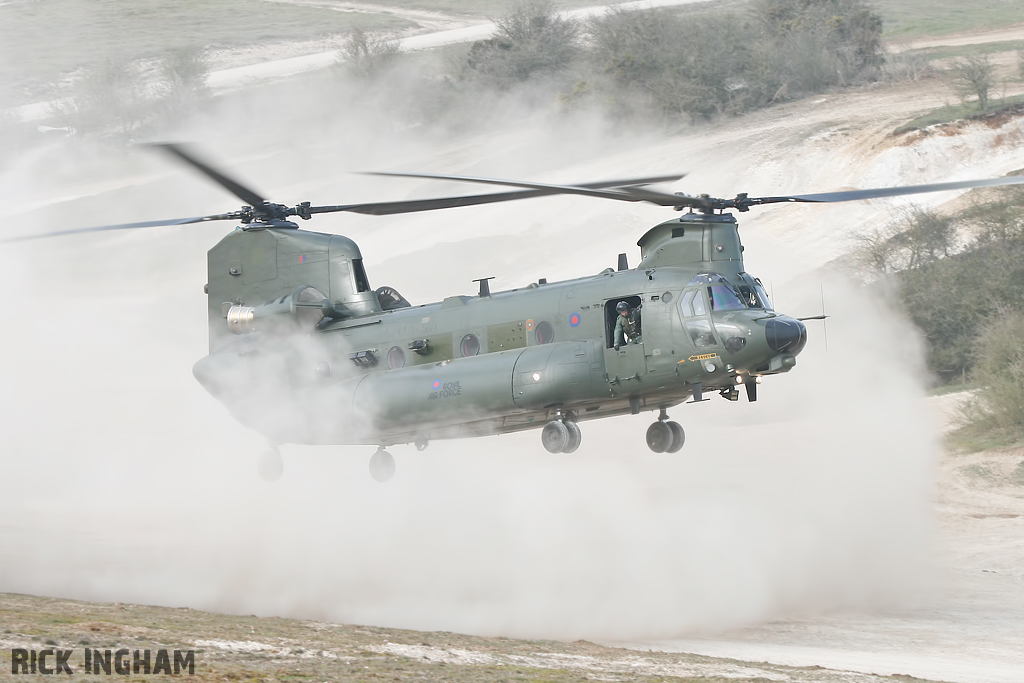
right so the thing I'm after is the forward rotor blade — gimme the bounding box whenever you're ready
[2,214,239,243]
[149,142,267,208]
[311,176,688,216]
[363,171,687,206]
[750,174,1024,206]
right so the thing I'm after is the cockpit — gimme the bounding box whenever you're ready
[686,273,773,312]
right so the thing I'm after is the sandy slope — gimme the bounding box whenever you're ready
[624,396,1024,683]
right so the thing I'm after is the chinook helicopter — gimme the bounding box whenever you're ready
[12,143,1024,482]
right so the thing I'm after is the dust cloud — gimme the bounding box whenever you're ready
[0,57,939,642]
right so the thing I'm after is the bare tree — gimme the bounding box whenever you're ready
[340,28,401,79]
[158,47,210,121]
[951,54,995,110]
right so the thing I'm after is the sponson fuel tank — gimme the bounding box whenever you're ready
[343,340,606,435]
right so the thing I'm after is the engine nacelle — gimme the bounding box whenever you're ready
[226,285,327,335]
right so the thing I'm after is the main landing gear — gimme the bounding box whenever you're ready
[646,408,685,453]
[541,414,582,454]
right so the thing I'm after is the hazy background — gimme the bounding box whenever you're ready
[0,1,942,642]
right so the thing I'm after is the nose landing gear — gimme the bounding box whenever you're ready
[646,408,685,453]
[541,414,582,453]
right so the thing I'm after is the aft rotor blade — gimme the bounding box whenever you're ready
[364,171,687,206]
[748,175,1024,206]
[311,176,688,216]
[149,142,267,208]
[2,213,239,243]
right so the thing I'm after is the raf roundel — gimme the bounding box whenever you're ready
[525,319,535,331]
[432,379,441,390]
[569,313,581,327]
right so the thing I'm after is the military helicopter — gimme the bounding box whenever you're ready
[12,143,1024,482]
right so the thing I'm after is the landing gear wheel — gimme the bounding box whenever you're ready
[646,421,673,453]
[563,421,582,453]
[665,421,685,453]
[369,449,396,483]
[259,447,283,482]
[541,420,570,453]
[414,436,429,452]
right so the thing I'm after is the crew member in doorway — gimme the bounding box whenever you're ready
[614,300,642,349]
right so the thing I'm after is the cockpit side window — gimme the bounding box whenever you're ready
[679,290,695,317]
[754,280,774,311]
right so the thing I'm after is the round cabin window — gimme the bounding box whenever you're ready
[387,346,406,370]
[460,334,480,357]
[535,321,554,345]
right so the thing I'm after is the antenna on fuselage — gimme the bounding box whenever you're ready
[617,253,629,271]
[473,277,495,298]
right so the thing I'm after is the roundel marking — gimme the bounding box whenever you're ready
[432,379,441,390]
[569,313,581,327]
[525,319,535,331]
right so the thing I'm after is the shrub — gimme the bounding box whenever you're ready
[340,28,401,79]
[463,0,580,88]
[950,54,995,110]
[962,311,1024,439]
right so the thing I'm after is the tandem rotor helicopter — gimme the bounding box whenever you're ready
[12,143,1024,481]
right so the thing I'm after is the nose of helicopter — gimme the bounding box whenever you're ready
[765,317,807,355]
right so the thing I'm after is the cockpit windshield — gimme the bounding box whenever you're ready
[708,284,746,311]
[688,273,766,312]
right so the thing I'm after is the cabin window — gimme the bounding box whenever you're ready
[352,259,371,293]
[387,346,406,370]
[460,334,480,357]
[535,321,554,345]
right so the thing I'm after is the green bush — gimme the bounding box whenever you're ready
[962,311,1024,440]
[859,189,1024,387]
[447,0,884,124]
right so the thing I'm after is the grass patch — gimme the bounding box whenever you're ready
[876,0,1024,39]
[1012,460,1024,485]
[0,0,415,104]
[928,382,978,396]
[894,94,1024,133]
[947,424,1024,453]
[908,39,1024,62]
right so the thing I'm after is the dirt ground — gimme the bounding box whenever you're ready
[621,395,1024,683]
[0,591,947,682]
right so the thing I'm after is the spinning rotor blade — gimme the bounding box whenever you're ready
[742,174,1024,207]
[311,175,689,216]
[2,213,240,243]
[150,142,267,208]
[364,171,687,206]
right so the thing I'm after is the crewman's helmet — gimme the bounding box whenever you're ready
[616,301,630,313]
